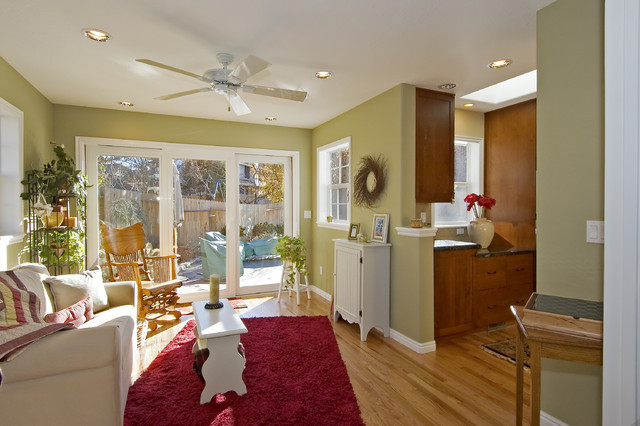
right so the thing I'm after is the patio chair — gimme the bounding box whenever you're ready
[100,222,182,331]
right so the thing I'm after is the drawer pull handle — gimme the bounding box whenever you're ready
[487,304,497,309]
[515,267,525,272]
[487,271,497,275]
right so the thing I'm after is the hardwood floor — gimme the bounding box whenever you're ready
[135,293,531,425]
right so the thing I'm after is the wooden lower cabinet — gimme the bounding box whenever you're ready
[472,253,535,328]
[434,249,475,338]
[434,250,535,338]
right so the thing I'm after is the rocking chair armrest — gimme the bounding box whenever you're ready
[144,254,179,261]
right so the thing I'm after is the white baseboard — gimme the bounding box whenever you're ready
[389,329,437,354]
[310,285,332,301]
[540,411,569,426]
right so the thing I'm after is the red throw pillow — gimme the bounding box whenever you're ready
[44,295,94,328]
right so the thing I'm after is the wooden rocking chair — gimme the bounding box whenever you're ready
[100,222,182,331]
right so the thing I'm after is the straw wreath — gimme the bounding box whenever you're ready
[353,154,387,208]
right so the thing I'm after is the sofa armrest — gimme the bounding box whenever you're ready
[0,323,124,385]
[104,280,136,307]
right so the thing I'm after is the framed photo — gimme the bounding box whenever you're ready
[371,213,389,243]
[348,223,360,240]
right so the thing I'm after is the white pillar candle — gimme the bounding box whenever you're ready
[209,274,220,305]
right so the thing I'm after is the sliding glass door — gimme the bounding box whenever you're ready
[236,155,291,295]
[82,138,297,298]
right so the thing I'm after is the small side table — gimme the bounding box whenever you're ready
[192,299,248,404]
[511,294,603,426]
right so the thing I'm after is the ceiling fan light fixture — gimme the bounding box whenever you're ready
[315,71,332,79]
[82,28,110,42]
[488,59,512,69]
[439,83,457,89]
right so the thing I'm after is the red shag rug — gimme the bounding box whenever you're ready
[124,316,364,426]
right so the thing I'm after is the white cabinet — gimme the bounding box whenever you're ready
[333,239,391,341]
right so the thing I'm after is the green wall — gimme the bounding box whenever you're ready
[0,57,54,267]
[311,84,436,342]
[537,0,604,424]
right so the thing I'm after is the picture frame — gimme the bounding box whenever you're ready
[348,223,360,240]
[371,213,389,243]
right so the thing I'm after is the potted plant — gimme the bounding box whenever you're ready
[274,235,307,288]
[20,145,89,273]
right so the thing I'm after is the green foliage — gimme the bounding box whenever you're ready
[246,222,284,241]
[37,231,85,271]
[21,146,89,203]
[108,198,146,228]
[274,235,307,287]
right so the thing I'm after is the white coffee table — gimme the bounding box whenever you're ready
[192,299,248,403]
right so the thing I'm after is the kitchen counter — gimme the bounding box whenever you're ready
[434,239,535,257]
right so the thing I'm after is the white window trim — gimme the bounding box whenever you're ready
[432,136,484,228]
[0,98,24,246]
[317,136,350,231]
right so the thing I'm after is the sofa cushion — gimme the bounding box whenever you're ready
[45,266,109,313]
[44,295,94,328]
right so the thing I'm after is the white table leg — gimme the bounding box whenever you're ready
[199,334,247,404]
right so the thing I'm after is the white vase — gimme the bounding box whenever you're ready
[468,218,495,248]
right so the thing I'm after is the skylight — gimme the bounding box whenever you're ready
[461,70,537,105]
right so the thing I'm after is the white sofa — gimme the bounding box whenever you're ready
[0,264,136,426]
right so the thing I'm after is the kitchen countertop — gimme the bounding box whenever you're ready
[434,239,535,257]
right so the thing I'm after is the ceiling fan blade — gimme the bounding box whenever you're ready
[227,55,270,84]
[155,87,212,100]
[228,92,251,116]
[243,85,308,102]
[136,59,202,80]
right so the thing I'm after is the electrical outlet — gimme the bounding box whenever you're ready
[456,228,464,235]
[319,266,323,275]
[304,210,312,219]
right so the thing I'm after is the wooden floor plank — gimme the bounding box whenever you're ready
[135,293,531,425]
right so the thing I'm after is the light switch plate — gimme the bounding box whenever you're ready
[304,210,312,219]
[586,220,604,244]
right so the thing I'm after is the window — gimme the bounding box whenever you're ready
[0,98,24,238]
[317,137,350,227]
[432,137,483,226]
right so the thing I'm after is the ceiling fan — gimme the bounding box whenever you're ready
[136,53,308,116]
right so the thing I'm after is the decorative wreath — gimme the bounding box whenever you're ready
[353,154,387,208]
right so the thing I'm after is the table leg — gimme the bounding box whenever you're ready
[515,328,524,426]
[530,340,542,426]
[200,334,247,404]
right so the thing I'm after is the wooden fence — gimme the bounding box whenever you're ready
[101,188,283,255]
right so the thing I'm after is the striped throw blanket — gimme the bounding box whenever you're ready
[0,270,71,363]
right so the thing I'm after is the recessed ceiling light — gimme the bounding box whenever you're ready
[82,28,110,42]
[119,101,134,107]
[265,116,277,121]
[464,103,475,107]
[488,59,512,69]
[315,71,332,79]
[439,83,457,89]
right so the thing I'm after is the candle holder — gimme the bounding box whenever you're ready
[205,301,223,309]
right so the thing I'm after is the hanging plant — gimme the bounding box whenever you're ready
[353,154,387,208]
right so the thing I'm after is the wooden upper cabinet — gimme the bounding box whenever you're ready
[415,88,455,203]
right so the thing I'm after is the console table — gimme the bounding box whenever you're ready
[511,293,603,426]
[192,299,248,403]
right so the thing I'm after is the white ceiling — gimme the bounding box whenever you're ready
[0,0,554,129]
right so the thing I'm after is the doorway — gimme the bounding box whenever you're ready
[80,137,299,298]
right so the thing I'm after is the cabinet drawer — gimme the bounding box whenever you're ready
[474,288,513,326]
[507,254,534,285]
[474,257,507,290]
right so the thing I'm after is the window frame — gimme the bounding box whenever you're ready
[432,136,484,228]
[317,136,351,230]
